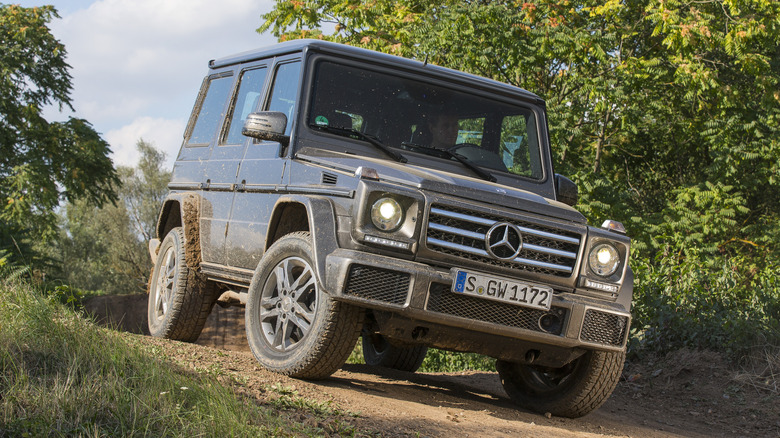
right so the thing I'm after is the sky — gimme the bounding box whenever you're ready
[13,0,279,168]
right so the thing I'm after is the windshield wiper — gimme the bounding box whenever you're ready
[402,142,496,183]
[313,125,407,163]
[444,149,497,182]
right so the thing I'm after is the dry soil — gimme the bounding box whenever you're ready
[84,294,780,437]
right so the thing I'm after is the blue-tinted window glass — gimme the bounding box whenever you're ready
[267,61,301,136]
[223,67,268,145]
[187,75,233,146]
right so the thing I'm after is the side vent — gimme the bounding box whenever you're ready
[321,172,338,185]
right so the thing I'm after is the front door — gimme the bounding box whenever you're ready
[225,59,302,270]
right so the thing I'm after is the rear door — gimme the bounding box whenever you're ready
[172,72,235,266]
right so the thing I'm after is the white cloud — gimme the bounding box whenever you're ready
[104,117,186,168]
[37,0,278,167]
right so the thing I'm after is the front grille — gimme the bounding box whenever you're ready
[426,205,581,277]
[580,309,629,347]
[426,283,567,335]
[344,264,410,305]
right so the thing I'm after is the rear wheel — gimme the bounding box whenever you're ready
[147,227,218,342]
[496,349,625,418]
[245,232,362,379]
[362,332,428,373]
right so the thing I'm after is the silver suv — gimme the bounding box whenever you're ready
[147,40,633,418]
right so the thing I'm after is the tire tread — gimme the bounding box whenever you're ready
[498,349,625,418]
[148,227,218,342]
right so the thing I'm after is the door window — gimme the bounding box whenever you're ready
[267,61,302,136]
[500,113,541,178]
[222,67,268,145]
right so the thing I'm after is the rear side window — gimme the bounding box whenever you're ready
[222,67,268,145]
[186,75,233,146]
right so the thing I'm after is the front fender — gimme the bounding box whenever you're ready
[617,266,634,311]
[267,195,339,294]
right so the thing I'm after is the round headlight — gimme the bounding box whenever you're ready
[371,197,403,231]
[588,243,620,277]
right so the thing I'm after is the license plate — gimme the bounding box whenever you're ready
[451,269,553,311]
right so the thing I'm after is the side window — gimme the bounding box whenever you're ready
[500,113,539,178]
[456,117,486,146]
[267,61,302,136]
[186,75,233,146]
[222,67,268,145]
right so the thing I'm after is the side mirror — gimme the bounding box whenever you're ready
[555,174,578,207]
[242,111,289,146]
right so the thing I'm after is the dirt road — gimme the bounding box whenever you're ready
[86,294,780,437]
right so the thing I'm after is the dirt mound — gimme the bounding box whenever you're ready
[85,294,780,437]
[82,293,248,351]
[611,349,779,437]
[143,335,780,438]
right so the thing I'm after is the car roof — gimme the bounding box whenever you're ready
[209,39,543,104]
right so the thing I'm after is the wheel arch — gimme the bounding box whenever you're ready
[154,192,203,270]
[265,195,339,293]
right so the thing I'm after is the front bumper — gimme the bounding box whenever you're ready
[325,248,630,361]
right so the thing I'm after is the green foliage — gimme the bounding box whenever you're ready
[418,349,495,373]
[347,342,495,373]
[630,250,780,357]
[57,140,171,294]
[0,5,119,265]
[259,0,780,256]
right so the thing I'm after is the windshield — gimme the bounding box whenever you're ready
[307,61,544,180]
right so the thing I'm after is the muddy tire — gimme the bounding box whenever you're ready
[245,232,362,380]
[496,349,625,418]
[362,333,428,373]
[147,227,218,342]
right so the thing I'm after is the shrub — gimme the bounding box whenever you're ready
[629,248,780,359]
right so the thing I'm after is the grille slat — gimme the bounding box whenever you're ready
[427,283,566,335]
[580,309,628,347]
[426,205,582,277]
[344,265,410,305]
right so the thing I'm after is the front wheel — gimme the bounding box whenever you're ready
[496,349,625,418]
[245,232,362,379]
[362,332,428,373]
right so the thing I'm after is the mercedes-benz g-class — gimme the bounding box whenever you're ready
[147,39,633,418]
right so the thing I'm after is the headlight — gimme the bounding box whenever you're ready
[370,197,403,231]
[588,243,620,277]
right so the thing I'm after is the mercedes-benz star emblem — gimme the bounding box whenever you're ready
[485,223,523,260]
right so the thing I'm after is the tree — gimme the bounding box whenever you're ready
[0,4,119,264]
[58,140,171,294]
[259,0,780,260]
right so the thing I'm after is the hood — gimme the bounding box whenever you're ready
[296,149,587,224]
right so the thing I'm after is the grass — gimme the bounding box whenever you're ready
[0,267,363,437]
[736,344,780,396]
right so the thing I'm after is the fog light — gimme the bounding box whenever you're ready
[370,197,403,231]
